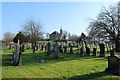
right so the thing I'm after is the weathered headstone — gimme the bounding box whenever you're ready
[99,43,105,57]
[63,45,67,53]
[46,42,51,56]
[58,45,63,53]
[54,42,60,59]
[69,45,73,54]
[41,44,44,50]
[79,47,84,55]
[12,45,23,66]
[86,47,90,56]
[105,50,120,76]
[93,48,97,56]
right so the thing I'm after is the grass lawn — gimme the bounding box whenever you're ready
[2,49,120,80]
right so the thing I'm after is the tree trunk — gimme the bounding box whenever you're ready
[32,41,36,54]
[114,39,120,52]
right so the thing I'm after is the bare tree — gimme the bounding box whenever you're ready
[88,2,120,51]
[21,18,43,53]
[62,30,69,40]
[4,32,15,44]
[69,34,79,41]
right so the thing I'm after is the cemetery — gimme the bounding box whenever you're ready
[1,39,120,79]
[2,1,120,80]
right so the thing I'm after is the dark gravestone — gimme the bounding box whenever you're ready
[69,45,73,54]
[105,50,120,76]
[45,44,47,52]
[58,45,63,53]
[86,47,90,56]
[93,48,97,56]
[99,44,105,57]
[41,44,44,51]
[63,45,67,53]
[46,42,51,56]
[80,47,84,56]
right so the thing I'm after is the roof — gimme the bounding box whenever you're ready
[51,31,60,35]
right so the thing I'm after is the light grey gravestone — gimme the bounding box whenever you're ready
[12,45,23,66]
[54,42,61,59]
[46,42,51,56]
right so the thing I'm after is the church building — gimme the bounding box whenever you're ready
[49,28,63,40]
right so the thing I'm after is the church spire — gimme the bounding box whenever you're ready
[60,26,62,34]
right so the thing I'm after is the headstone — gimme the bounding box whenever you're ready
[46,42,51,56]
[63,45,67,53]
[86,47,90,56]
[41,44,44,50]
[105,50,120,76]
[12,45,22,66]
[54,42,60,59]
[69,45,73,54]
[93,48,97,56]
[58,45,63,53]
[99,43,105,57]
[79,47,84,55]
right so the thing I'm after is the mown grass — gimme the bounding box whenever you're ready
[2,48,120,80]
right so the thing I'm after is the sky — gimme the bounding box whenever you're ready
[1,1,119,40]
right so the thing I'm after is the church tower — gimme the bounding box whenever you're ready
[60,27,62,34]
[60,27,63,40]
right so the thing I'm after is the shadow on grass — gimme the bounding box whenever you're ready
[68,72,118,80]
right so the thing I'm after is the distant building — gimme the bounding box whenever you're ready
[49,28,63,40]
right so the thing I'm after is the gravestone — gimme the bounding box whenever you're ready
[86,47,90,56]
[105,50,120,76]
[41,44,44,50]
[12,45,23,66]
[63,45,67,53]
[46,42,51,56]
[80,47,84,55]
[45,44,47,52]
[99,43,105,57]
[69,45,73,54]
[58,45,63,53]
[93,48,97,56]
[54,42,60,59]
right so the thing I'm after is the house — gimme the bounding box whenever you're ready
[49,28,63,40]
